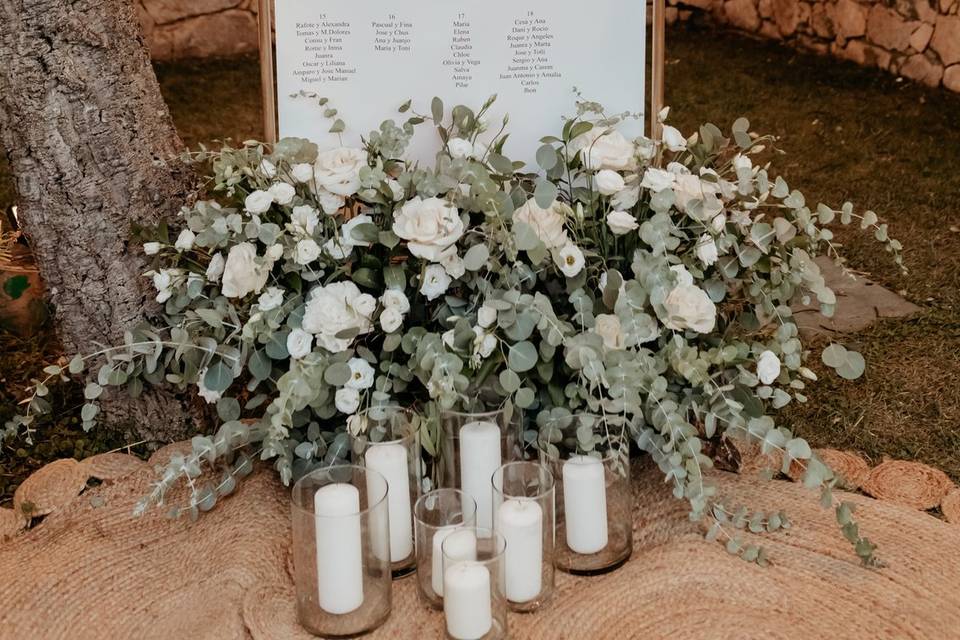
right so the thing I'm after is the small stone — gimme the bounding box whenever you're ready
[833,0,868,38]
[839,39,894,68]
[811,3,835,38]
[943,64,960,90]
[725,0,762,31]
[915,0,938,22]
[931,15,960,65]
[760,19,782,39]
[773,0,802,35]
[899,52,945,84]
[867,5,919,51]
[910,22,935,51]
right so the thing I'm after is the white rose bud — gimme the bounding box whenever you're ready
[695,234,719,266]
[268,182,296,206]
[387,179,405,202]
[381,289,410,313]
[221,242,270,298]
[291,163,314,184]
[379,307,404,333]
[294,238,321,265]
[258,159,277,179]
[206,252,225,283]
[477,304,497,329]
[265,243,284,261]
[335,387,361,414]
[606,210,639,236]
[595,169,626,196]
[594,314,625,350]
[661,125,687,153]
[143,241,161,255]
[662,283,717,334]
[757,350,782,385]
[286,328,313,360]
[174,229,195,252]
[316,189,346,215]
[244,190,274,214]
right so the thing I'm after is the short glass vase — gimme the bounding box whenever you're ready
[441,527,508,640]
[492,461,556,612]
[413,488,478,610]
[350,406,421,578]
[291,464,392,637]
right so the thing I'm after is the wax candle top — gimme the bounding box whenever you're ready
[365,442,408,465]
[445,560,490,590]
[314,483,361,517]
[460,420,500,442]
[498,498,543,527]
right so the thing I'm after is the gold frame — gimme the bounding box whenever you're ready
[257,0,666,143]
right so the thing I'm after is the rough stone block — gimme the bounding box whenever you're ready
[840,39,894,68]
[899,52,945,84]
[759,0,775,18]
[833,0,868,38]
[725,0,762,30]
[810,3,835,38]
[910,22,934,51]
[944,64,960,90]
[867,5,918,51]
[931,15,960,65]
[773,0,802,35]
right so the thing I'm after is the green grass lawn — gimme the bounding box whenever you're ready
[2,25,959,504]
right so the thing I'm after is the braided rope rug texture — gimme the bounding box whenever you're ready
[0,459,958,640]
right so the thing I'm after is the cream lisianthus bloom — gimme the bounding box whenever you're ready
[447,138,474,158]
[293,238,322,265]
[335,387,361,414]
[695,234,719,266]
[257,286,284,311]
[301,281,375,353]
[420,264,452,300]
[268,182,296,206]
[595,169,625,196]
[640,167,675,192]
[313,147,367,197]
[221,242,270,298]
[570,127,637,171]
[757,350,782,384]
[290,163,314,184]
[662,283,717,334]
[379,307,404,333]
[661,125,687,152]
[594,314,625,349]
[174,229,195,252]
[289,205,319,236]
[606,210,639,236]
[345,357,375,390]
[513,198,570,249]
[244,190,274,214]
[555,243,585,277]
[392,197,465,262]
[286,328,313,360]
[206,252,225,283]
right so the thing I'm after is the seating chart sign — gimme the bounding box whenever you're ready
[274,0,646,166]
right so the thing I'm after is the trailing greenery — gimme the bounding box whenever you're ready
[6,96,903,566]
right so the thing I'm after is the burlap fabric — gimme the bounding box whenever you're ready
[1,456,959,639]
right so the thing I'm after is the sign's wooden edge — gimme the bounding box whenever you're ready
[257,0,666,145]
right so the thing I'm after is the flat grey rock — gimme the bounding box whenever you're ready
[793,257,921,338]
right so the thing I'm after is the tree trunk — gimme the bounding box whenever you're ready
[0,0,201,442]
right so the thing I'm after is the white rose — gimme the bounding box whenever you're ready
[381,289,410,313]
[448,138,474,158]
[477,304,497,329]
[221,242,270,298]
[341,214,374,248]
[286,328,313,360]
[324,238,352,261]
[294,238,322,265]
[595,169,626,196]
[661,125,687,152]
[387,179,405,202]
[174,229,195,252]
[695,234,719,266]
[353,292,377,319]
[513,198,569,249]
[291,163,314,184]
[290,205,319,235]
[302,281,374,353]
[245,190,274,214]
[594,314,625,350]
[757,350,782,385]
[143,241,161,256]
[314,147,367,197]
[442,253,465,279]
[379,307,404,333]
[268,182,296,206]
[392,197,465,262]
[258,159,277,178]
[335,387,361,414]
[420,264,452,300]
[555,243,585,278]
[196,368,222,404]
[640,167,676,192]
[265,243,284,261]
[346,357,375,390]
[206,252,225,283]
[257,286,284,311]
[570,128,636,171]
[316,189,346,215]
[663,284,717,334]
[606,210,639,236]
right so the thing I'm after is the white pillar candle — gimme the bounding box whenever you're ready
[364,443,413,562]
[444,561,492,640]
[459,421,501,529]
[314,483,364,614]
[562,455,608,554]
[433,526,477,596]
[497,498,543,603]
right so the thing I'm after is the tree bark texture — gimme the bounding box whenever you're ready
[0,0,202,442]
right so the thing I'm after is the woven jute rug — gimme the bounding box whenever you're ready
[1,456,959,639]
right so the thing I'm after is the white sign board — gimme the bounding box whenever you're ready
[274,0,646,166]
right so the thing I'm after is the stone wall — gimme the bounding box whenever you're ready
[667,0,960,91]
[137,0,260,60]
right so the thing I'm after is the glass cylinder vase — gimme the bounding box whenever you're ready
[291,464,392,637]
[439,406,522,531]
[441,527,508,640]
[541,417,633,575]
[491,461,555,612]
[350,407,421,578]
[413,488,478,610]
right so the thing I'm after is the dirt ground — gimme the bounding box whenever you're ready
[1,25,958,504]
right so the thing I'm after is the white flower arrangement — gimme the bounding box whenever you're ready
[8,96,906,566]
